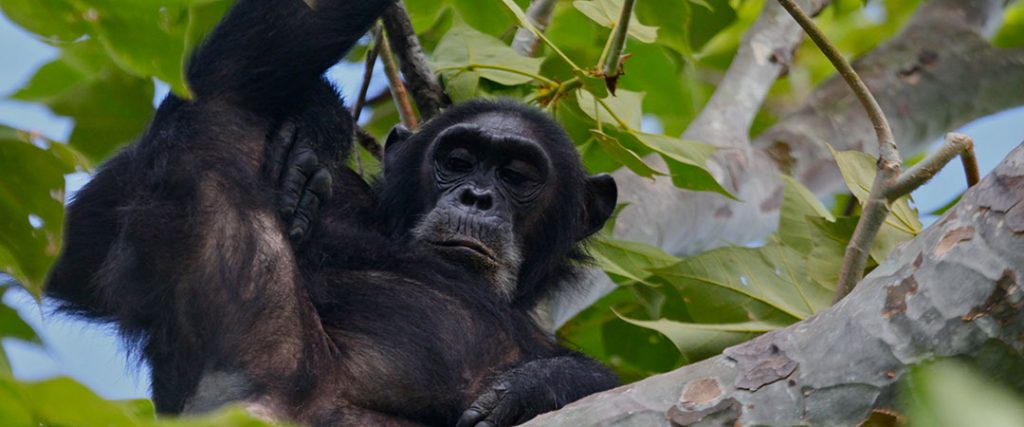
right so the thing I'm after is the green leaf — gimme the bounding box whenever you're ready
[573,0,658,43]
[0,303,40,345]
[65,0,194,96]
[451,0,515,38]
[576,88,643,128]
[441,70,480,103]
[432,22,544,86]
[993,1,1024,49]
[778,175,834,254]
[0,127,84,298]
[12,39,154,163]
[629,132,733,198]
[589,130,664,179]
[928,194,961,216]
[591,237,680,286]
[619,314,782,363]
[403,0,449,33]
[829,147,923,236]
[906,360,1024,427]
[0,0,87,42]
[653,242,833,323]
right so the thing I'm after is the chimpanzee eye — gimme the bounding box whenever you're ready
[500,167,530,186]
[443,150,474,173]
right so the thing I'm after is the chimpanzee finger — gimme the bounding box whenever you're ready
[267,121,297,183]
[475,393,521,427]
[279,146,318,220]
[456,388,500,427]
[288,168,331,241]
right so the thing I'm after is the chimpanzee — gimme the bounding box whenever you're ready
[44,0,619,426]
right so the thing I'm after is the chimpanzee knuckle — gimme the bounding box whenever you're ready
[309,168,333,199]
[456,409,486,427]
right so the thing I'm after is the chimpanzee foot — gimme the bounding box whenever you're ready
[269,121,332,242]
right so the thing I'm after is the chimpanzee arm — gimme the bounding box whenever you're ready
[45,0,396,417]
[457,351,619,427]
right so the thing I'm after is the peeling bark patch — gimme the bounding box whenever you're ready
[883,276,919,319]
[963,269,1022,326]
[760,186,784,213]
[715,205,733,219]
[667,398,740,426]
[933,226,975,257]
[913,253,923,269]
[724,340,797,391]
[765,141,794,175]
[973,174,1024,211]
[679,378,722,408]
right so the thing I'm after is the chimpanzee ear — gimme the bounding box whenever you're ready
[383,125,412,172]
[384,125,412,154]
[581,173,617,239]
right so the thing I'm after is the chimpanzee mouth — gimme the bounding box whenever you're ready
[427,238,497,261]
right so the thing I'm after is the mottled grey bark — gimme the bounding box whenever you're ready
[525,142,1024,426]
[544,0,1024,329]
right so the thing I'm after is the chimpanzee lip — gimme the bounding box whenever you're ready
[428,238,497,261]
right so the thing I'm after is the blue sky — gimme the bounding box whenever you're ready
[1,12,1022,401]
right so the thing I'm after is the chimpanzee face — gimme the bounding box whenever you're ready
[381,102,617,302]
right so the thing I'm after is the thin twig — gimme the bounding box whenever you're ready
[512,0,558,57]
[885,133,975,200]
[376,23,419,130]
[381,1,446,120]
[352,42,380,123]
[958,135,980,187]
[601,0,636,92]
[776,0,901,303]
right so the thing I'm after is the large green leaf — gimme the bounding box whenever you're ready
[588,130,664,179]
[629,132,732,198]
[830,147,923,235]
[0,0,86,42]
[591,237,680,286]
[620,315,782,363]
[0,127,86,298]
[778,175,834,254]
[12,40,154,163]
[653,242,833,323]
[62,0,194,96]
[573,0,658,43]
[0,375,277,426]
[432,21,544,86]
[576,88,643,128]
[906,361,1024,427]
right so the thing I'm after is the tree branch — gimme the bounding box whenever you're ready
[511,0,557,57]
[600,0,635,91]
[381,0,446,120]
[885,132,976,200]
[527,142,1024,426]
[376,24,419,130]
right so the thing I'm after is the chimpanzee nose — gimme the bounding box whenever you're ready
[459,186,493,211]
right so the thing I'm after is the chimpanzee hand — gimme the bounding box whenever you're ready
[456,369,560,427]
[267,121,333,242]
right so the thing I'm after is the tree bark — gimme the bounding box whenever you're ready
[544,0,1024,329]
[525,142,1024,426]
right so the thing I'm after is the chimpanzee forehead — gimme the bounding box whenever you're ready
[466,112,541,142]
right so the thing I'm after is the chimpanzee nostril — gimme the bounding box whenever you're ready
[459,187,493,210]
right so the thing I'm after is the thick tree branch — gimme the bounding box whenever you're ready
[528,142,1024,426]
[544,0,1023,329]
[511,0,557,57]
[381,0,446,120]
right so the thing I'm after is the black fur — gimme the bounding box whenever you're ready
[45,0,618,426]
